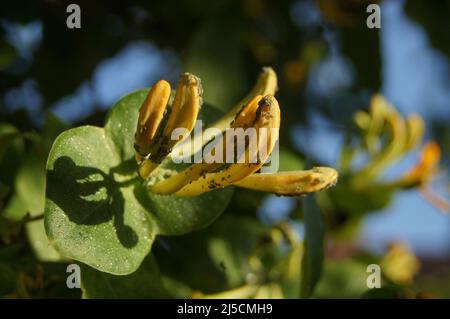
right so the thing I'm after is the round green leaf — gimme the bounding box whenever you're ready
[45,90,233,275]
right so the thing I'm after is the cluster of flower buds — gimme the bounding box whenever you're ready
[353,95,440,187]
[345,95,448,211]
[134,73,203,178]
[134,68,338,197]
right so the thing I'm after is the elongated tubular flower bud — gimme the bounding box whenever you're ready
[150,95,265,195]
[368,94,392,134]
[163,73,202,144]
[175,95,280,196]
[134,80,171,159]
[400,141,441,187]
[222,67,278,129]
[404,114,424,151]
[353,110,371,131]
[371,113,408,168]
[138,73,202,178]
[353,112,407,188]
[172,67,277,158]
[364,94,392,154]
[233,167,338,195]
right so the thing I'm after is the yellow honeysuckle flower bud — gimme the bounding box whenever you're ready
[134,80,171,158]
[221,66,278,130]
[162,73,202,143]
[137,73,203,179]
[353,110,371,131]
[401,141,440,187]
[233,167,338,196]
[174,95,280,196]
[172,67,278,157]
[363,94,394,154]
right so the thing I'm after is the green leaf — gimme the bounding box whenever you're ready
[279,239,302,299]
[154,216,302,298]
[15,155,46,216]
[154,215,267,294]
[0,123,21,159]
[0,37,16,71]
[0,123,24,189]
[301,194,325,298]
[2,194,27,221]
[330,183,393,217]
[185,12,247,112]
[277,147,304,172]
[81,255,169,298]
[314,259,369,298]
[45,89,233,275]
